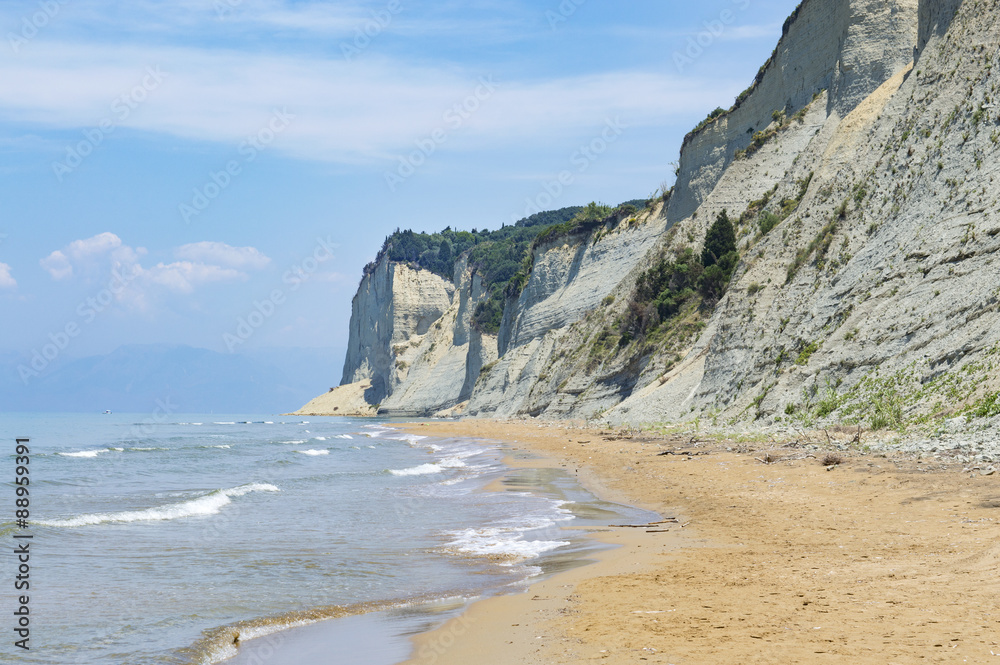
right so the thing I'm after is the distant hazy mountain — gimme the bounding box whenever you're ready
[0,344,343,414]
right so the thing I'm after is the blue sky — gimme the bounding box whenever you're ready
[0,0,800,373]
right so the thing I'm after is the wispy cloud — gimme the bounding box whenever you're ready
[175,242,271,270]
[142,261,246,294]
[0,41,743,164]
[4,0,528,44]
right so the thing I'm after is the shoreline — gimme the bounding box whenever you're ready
[210,419,649,665]
[397,419,1000,663]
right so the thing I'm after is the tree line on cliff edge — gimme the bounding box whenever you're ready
[365,200,647,334]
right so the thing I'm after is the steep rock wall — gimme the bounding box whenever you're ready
[667,0,918,224]
[614,0,1000,428]
[467,210,667,417]
[379,258,497,416]
[319,0,999,432]
[340,257,454,404]
[918,0,964,51]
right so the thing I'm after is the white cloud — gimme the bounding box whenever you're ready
[39,233,252,304]
[175,241,271,270]
[40,249,73,280]
[0,41,743,164]
[40,232,145,280]
[141,261,246,294]
[0,262,16,289]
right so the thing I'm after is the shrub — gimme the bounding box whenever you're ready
[624,247,702,338]
[698,252,738,302]
[701,209,737,268]
[795,340,821,365]
[759,211,780,236]
[968,391,1000,420]
[814,387,840,417]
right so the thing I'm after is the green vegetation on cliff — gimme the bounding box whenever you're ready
[371,201,650,334]
[370,206,584,282]
[623,209,739,340]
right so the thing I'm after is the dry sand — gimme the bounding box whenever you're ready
[399,420,1000,664]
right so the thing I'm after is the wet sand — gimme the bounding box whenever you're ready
[399,420,1000,664]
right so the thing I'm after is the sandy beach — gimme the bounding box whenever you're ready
[399,420,1000,664]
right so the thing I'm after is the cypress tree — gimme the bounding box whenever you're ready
[701,209,737,268]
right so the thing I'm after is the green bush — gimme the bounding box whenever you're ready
[625,248,703,337]
[759,211,780,236]
[701,209,737,268]
[795,340,821,365]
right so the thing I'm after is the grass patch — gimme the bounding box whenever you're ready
[796,340,821,366]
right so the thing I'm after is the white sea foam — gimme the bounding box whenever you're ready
[213,445,232,449]
[279,440,307,445]
[313,436,328,441]
[444,525,570,562]
[334,434,353,439]
[214,422,237,425]
[389,456,467,476]
[35,483,280,528]
[58,449,109,458]
[295,449,329,456]
[385,433,428,445]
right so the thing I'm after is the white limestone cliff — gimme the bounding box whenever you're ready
[300,0,1000,437]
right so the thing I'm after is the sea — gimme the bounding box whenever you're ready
[0,413,655,665]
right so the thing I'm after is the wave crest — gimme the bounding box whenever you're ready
[35,483,279,528]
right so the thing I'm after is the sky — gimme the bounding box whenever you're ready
[0,0,801,377]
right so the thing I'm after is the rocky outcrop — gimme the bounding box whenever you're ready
[379,258,498,416]
[918,0,963,51]
[467,210,667,418]
[667,0,918,223]
[319,254,496,416]
[340,258,454,404]
[612,0,1000,427]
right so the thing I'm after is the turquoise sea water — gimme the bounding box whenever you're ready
[0,414,652,664]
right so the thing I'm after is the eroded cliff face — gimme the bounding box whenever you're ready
[336,254,496,415]
[340,258,455,404]
[466,210,668,418]
[379,257,498,416]
[307,0,998,433]
[613,0,998,428]
[667,0,919,224]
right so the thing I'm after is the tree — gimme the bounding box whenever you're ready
[701,209,737,268]
[698,210,739,302]
[438,239,452,265]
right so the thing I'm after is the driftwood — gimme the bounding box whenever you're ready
[610,518,679,528]
[657,450,709,457]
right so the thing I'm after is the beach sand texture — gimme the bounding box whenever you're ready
[400,420,1000,664]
